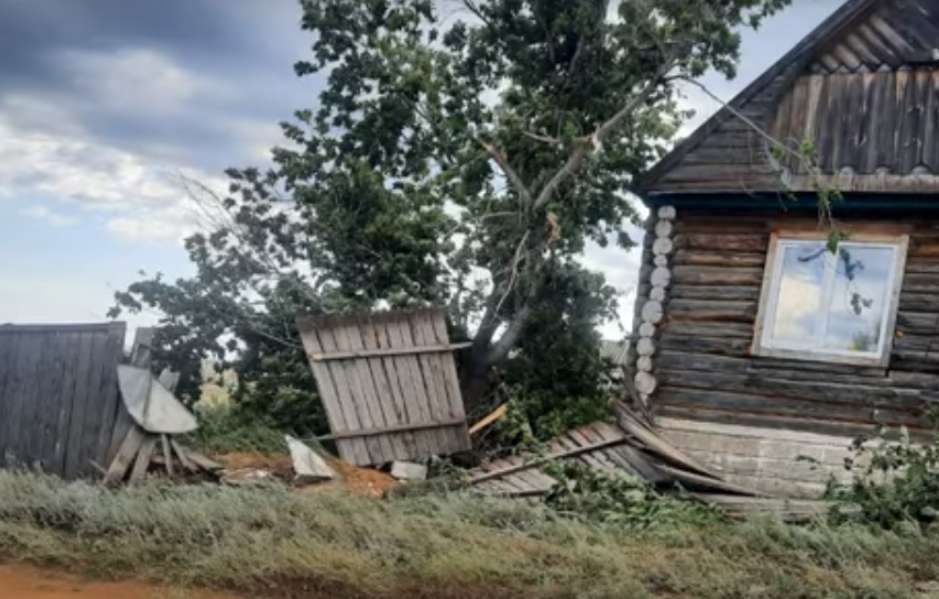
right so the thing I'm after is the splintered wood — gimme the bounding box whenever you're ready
[297,308,471,466]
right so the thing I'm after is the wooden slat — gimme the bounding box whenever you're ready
[386,315,437,460]
[429,310,471,452]
[130,436,158,483]
[104,426,146,485]
[334,317,394,463]
[318,417,467,440]
[299,323,369,465]
[372,316,424,458]
[406,312,449,456]
[469,437,629,485]
[308,342,472,361]
[360,316,415,458]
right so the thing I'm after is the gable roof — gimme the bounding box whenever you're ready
[641,0,939,198]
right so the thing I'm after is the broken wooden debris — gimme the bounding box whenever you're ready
[103,330,219,486]
[286,435,335,484]
[467,403,771,516]
[469,403,508,436]
[390,461,428,481]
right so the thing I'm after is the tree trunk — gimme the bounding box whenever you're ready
[460,345,492,417]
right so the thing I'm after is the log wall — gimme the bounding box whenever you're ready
[635,207,939,497]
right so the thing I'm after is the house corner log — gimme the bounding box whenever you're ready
[633,205,676,401]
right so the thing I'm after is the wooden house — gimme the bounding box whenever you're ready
[632,0,939,497]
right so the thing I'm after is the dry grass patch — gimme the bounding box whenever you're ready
[0,471,935,599]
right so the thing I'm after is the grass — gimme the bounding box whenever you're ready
[0,471,937,598]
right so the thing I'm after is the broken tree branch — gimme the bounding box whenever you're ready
[532,57,678,211]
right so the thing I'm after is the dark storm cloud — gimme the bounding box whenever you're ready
[0,0,318,171]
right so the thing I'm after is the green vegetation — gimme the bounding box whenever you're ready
[828,424,939,532]
[182,404,288,456]
[0,470,937,599]
[110,0,795,441]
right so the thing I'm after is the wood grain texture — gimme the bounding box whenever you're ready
[0,323,126,480]
[296,309,470,466]
[637,211,939,490]
[645,0,939,194]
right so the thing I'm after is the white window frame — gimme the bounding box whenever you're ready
[751,230,909,367]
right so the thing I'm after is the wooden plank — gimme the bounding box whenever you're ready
[666,299,757,323]
[330,319,387,464]
[298,322,369,465]
[338,317,396,463]
[104,426,145,485]
[428,309,471,451]
[130,435,158,483]
[660,321,754,339]
[468,437,630,485]
[308,342,472,361]
[407,311,451,457]
[36,332,67,472]
[369,315,421,458]
[2,333,28,468]
[374,315,430,458]
[360,315,415,459]
[416,310,470,455]
[656,387,927,429]
[106,403,137,469]
[63,332,96,479]
[668,283,760,302]
[671,265,763,286]
[672,250,766,268]
[74,328,111,478]
[170,439,196,472]
[319,417,467,440]
[673,233,768,253]
[161,434,174,477]
[387,314,438,459]
[658,368,934,411]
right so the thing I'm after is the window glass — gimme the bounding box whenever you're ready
[821,244,894,354]
[757,234,904,363]
[767,240,827,347]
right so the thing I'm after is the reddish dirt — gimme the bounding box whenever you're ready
[0,564,238,599]
[214,452,400,496]
[321,458,400,497]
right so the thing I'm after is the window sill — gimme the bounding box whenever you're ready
[751,345,890,368]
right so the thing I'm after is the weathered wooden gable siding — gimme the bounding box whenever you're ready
[809,0,939,74]
[0,323,126,479]
[649,0,939,194]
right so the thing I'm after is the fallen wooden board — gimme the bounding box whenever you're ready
[615,403,731,483]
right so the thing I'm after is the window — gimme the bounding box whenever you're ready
[753,231,908,366]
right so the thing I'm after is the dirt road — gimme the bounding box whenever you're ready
[0,565,238,599]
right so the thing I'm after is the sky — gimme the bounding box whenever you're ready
[0,0,844,339]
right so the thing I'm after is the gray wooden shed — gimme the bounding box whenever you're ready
[0,322,127,479]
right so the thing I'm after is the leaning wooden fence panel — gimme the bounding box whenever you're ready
[297,309,472,466]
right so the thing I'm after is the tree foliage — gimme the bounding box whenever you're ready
[111,0,792,437]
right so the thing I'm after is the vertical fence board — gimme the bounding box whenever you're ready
[375,315,428,457]
[0,323,126,479]
[297,309,470,466]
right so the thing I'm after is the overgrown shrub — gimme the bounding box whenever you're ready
[827,424,939,530]
[183,403,287,455]
[543,463,724,529]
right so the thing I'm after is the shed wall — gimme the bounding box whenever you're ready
[0,323,127,479]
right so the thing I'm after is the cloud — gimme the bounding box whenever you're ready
[19,205,79,228]
[61,48,226,116]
